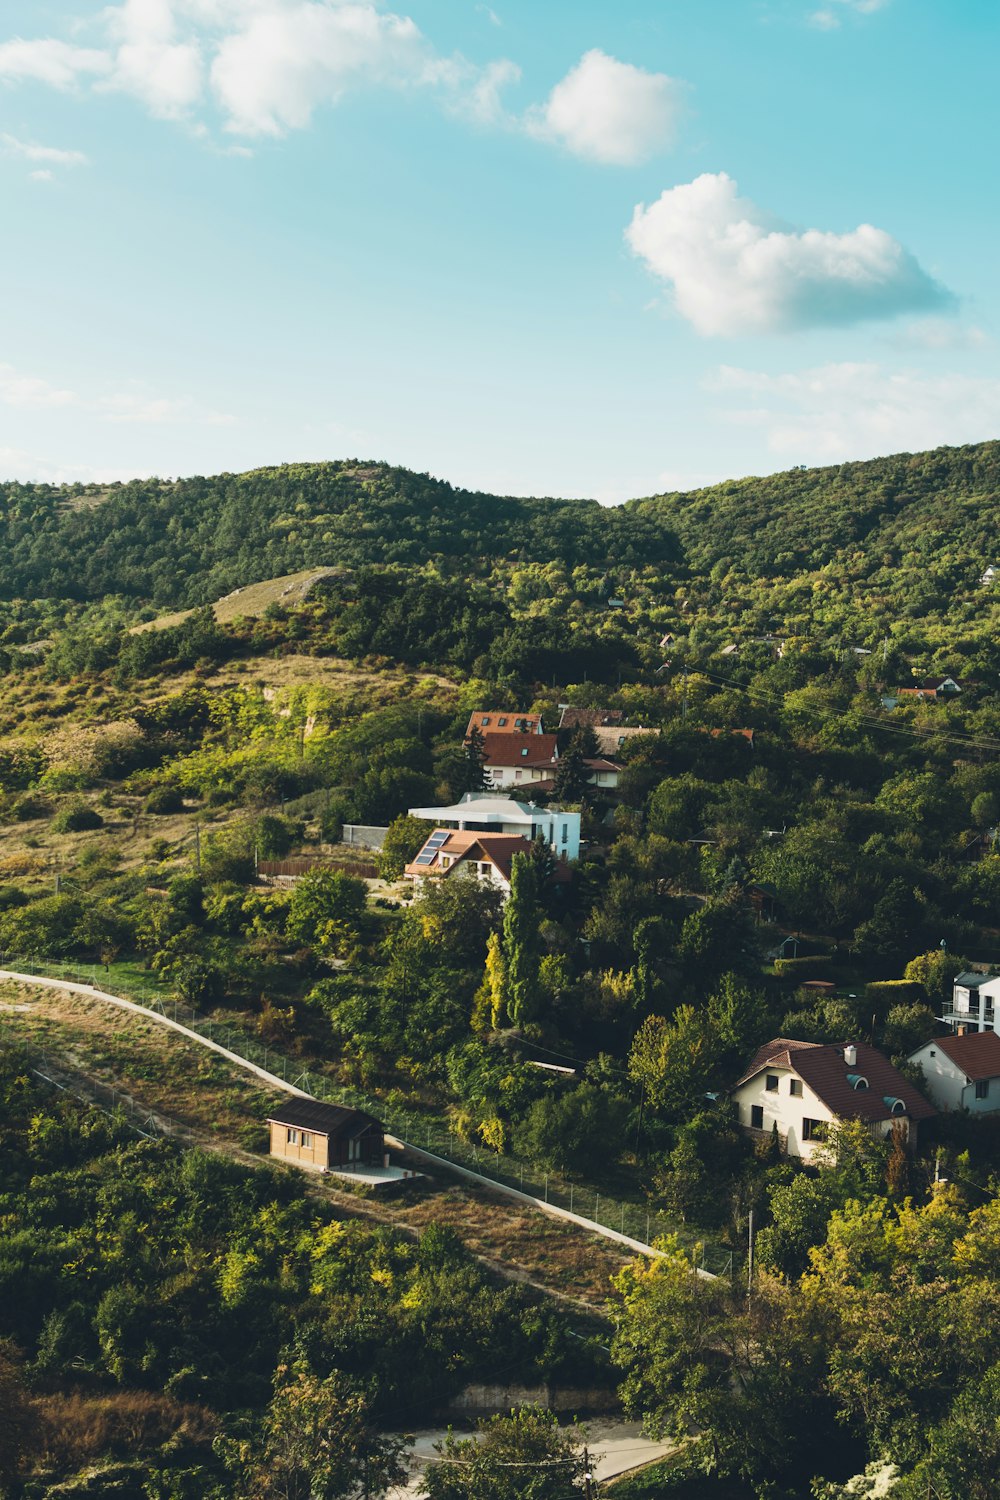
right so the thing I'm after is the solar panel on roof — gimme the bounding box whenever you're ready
[426,832,449,847]
[414,853,435,865]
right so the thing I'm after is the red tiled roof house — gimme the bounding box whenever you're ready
[732,1038,935,1160]
[908,1030,1000,1114]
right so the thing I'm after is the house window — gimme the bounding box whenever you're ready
[789,1079,803,1097]
[521,747,529,757]
[481,716,490,725]
[498,717,507,726]
[976,1080,990,1099]
[802,1118,827,1142]
[562,825,568,843]
[515,769,523,780]
[750,1105,764,1129]
[301,1132,312,1148]
[765,1074,779,1092]
[286,1127,299,1145]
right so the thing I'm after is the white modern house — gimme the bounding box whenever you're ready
[908,1031,1000,1114]
[408,792,581,862]
[732,1038,935,1161]
[944,971,1000,1034]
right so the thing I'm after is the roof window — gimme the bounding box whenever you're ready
[846,1073,869,1091]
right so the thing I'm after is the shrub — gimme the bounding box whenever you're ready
[10,794,52,822]
[144,786,185,815]
[773,956,836,980]
[51,803,104,833]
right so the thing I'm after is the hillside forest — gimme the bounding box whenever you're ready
[2,443,1000,1497]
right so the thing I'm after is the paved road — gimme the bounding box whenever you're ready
[386,1419,673,1495]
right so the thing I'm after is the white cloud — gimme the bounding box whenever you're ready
[0,365,77,408]
[708,361,1000,460]
[810,0,891,28]
[29,169,55,182]
[101,0,204,118]
[626,171,952,336]
[885,318,990,352]
[209,2,434,136]
[1,133,89,166]
[0,37,111,87]
[525,49,682,165]
[0,445,153,484]
[0,361,233,424]
[0,1,522,139]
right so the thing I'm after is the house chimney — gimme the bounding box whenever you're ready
[844,1044,857,1067]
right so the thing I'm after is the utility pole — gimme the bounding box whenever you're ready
[747,1207,755,1297]
[583,1445,594,1500]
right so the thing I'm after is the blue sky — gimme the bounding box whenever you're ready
[1,0,999,499]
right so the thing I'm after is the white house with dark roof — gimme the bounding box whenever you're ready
[908,1031,1000,1114]
[732,1038,935,1161]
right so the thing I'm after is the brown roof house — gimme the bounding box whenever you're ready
[908,1031,1000,1115]
[732,1038,935,1160]
[404,828,538,897]
[268,1099,388,1178]
[465,711,543,738]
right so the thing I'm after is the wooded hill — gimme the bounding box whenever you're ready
[631,441,1000,579]
[0,461,681,609]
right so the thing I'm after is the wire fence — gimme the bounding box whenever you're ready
[0,954,737,1276]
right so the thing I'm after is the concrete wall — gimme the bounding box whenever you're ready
[449,1384,619,1416]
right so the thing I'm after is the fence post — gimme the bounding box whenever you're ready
[544,1174,548,1203]
[595,1193,600,1224]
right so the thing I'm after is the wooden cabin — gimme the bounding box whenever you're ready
[267,1098,385,1174]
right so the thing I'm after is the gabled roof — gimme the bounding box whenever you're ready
[466,711,542,738]
[481,732,559,768]
[954,971,998,989]
[922,1031,1000,1082]
[267,1098,382,1136]
[404,828,534,883]
[735,1038,935,1124]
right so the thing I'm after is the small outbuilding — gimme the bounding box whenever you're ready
[268,1098,385,1175]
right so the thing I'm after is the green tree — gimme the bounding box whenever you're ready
[627,1006,714,1120]
[378,814,430,880]
[287,868,367,955]
[418,1407,587,1500]
[501,853,542,1028]
[231,1365,408,1500]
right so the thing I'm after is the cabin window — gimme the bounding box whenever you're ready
[301,1132,312,1148]
[789,1079,803,1097]
[976,1080,990,1099]
[750,1105,764,1129]
[765,1074,779,1092]
[286,1128,299,1145]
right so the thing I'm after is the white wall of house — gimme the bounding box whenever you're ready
[908,1042,1000,1114]
[732,1067,837,1161]
[949,977,1000,1035]
[733,1068,912,1159]
[491,763,551,789]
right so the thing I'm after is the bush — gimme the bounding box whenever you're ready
[773,956,836,980]
[144,786,185,815]
[51,803,104,833]
[865,980,922,1008]
[10,794,52,822]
